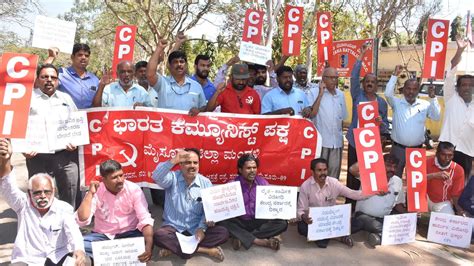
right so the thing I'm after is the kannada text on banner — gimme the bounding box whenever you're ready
[79,108,321,188]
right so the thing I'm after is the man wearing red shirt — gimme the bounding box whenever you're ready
[206,64,261,114]
[427,141,466,215]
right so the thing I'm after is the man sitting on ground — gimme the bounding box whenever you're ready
[76,160,154,263]
[152,149,229,261]
[220,154,288,250]
[350,154,406,247]
[297,158,365,248]
[0,138,85,265]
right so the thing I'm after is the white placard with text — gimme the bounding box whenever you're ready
[46,111,90,151]
[32,15,77,54]
[427,212,473,249]
[91,237,145,266]
[308,204,351,241]
[381,213,417,245]
[201,182,246,222]
[255,185,297,220]
[11,115,52,153]
[238,41,272,65]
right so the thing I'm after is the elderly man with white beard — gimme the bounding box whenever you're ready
[92,60,152,107]
[0,138,86,265]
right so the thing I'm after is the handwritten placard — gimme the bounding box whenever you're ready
[176,232,199,254]
[46,111,90,151]
[91,237,145,266]
[255,185,297,220]
[201,182,246,222]
[11,115,52,153]
[238,41,272,65]
[381,213,417,245]
[307,204,351,241]
[31,15,77,54]
[427,212,473,249]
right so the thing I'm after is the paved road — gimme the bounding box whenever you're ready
[1,152,473,265]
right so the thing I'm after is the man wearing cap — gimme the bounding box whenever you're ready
[206,64,261,114]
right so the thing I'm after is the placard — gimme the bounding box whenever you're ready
[354,127,388,195]
[381,213,417,245]
[406,148,428,212]
[0,53,38,138]
[91,237,145,266]
[307,204,351,241]
[316,11,333,76]
[242,9,264,44]
[112,25,137,78]
[239,41,272,66]
[46,111,90,151]
[201,182,246,222]
[255,185,297,220]
[422,19,449,79]
[11,115,52,153]
[282,5,304,56]
[176,232,199,254]
[31,15,77,54]
[357,101,379,128]
[427,212,473,249]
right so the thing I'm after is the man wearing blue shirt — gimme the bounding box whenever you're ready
[45,44,100,109]
[92,60,151,108]
[385,65,440,176]
[346,42,389,206]
[192,54,216,101]
[261,66,312,117]
[152,148,229,261]
[147,40,206,116]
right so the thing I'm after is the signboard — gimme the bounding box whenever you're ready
[91,237,145,266]
[406,148,428,212]
[427,212,473,248]
[328,39,374,77]
[316,12,333,76]
[422,19,449,79]
[239,41,272,66]
[357,101,379,128]
[46,111,90,151]
[112,25,137,78]
[282,6,304,56]
[242,9,264,44]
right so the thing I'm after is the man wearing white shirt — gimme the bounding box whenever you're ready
[0,138,86,265]
[384,65,440,177]
[311,67,348,179]
[439,38,474,181]
[24,64,81,209]
[350,154,406,247]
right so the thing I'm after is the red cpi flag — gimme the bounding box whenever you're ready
[354,127,388,195]
[0,53,38,138]
[329,39,374,77]
[422,19,449,79]
[316,12,333,76]
[112,25,137,78]
[282,5,304,56]
[357,101,379,128]
[242,9,264,44]
[406,148,428,212]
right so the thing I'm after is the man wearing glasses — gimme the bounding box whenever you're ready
[152,148,229,261]
[311,67,348,180]
[23,64,81,209]
[0,138,86,265]
[206,64,261,114]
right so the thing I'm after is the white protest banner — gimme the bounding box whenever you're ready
[176,232,199,254]
[46,111,90,151]
[308,204,351,241]
[381,213,417,245]
[427,212,473,249]
[31,15,77,54]
[255,185,297,220]
[201,182,246,222]
[239,41,272,65]
[91,237,145,266]
[11,115,52,153]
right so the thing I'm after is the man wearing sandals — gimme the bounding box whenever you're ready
[152,148,229,261]
[219,154,288,251]
[297,158,365,248]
